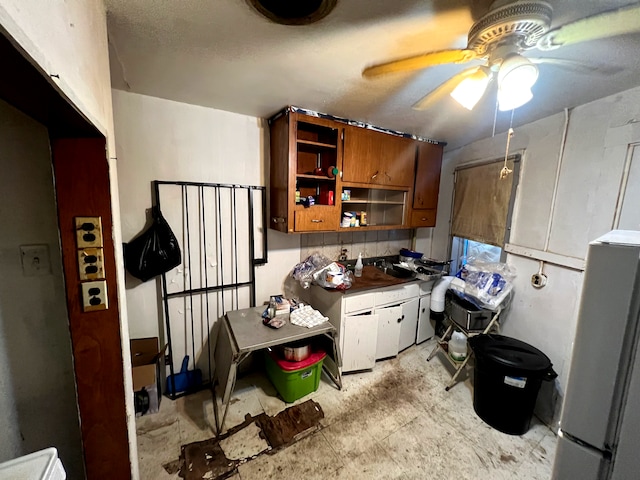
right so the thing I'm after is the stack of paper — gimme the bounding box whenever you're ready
[290,305,328,328]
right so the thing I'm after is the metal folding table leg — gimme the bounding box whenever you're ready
[445,353,473,391]
[427,323,453,362]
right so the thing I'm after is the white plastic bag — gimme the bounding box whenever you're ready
[456,261,516,310]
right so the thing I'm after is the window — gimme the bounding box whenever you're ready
[449,155,520,275]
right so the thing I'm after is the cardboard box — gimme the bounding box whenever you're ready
[130,337,167,415]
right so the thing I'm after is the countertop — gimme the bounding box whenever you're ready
[326,265,416,294]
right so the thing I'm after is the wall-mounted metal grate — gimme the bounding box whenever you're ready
[154,180,267,399]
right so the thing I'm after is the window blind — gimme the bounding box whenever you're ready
[451,158,516,247]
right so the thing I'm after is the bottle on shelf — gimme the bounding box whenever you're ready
[354,252,363,277]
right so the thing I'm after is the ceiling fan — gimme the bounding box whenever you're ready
[362,1,640,111]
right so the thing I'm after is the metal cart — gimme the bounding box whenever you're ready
[427,291,502,391]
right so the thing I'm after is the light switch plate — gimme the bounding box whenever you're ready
[78,248,105,281]
[75,216,103,248]
[20,244,51,276]
[81,280,108,312]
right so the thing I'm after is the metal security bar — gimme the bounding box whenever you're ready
[154,180,267,399]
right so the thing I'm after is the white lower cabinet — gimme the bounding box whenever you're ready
[306,280,433,373]
[417,294,434,344]
[375,304,402,360]
[343,311,378,371]
[398,297,420,352]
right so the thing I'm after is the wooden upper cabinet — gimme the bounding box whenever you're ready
[413,142,442,209]
[343,126,416,187]
[410,142,443,228]
[269,107,443,233]
[269,110,343,233]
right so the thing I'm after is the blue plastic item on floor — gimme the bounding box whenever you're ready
[166,355,202,395]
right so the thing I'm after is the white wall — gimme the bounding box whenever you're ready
[0,1,137,476]
[0,100,84,477]
[431,86,640,425]
[112,90,301,342]
[0,0,113,145]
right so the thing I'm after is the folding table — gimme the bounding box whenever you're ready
[213,306,342,433]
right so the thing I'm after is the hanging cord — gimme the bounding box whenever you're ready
[492,96,499,138]
[500,127,514,179]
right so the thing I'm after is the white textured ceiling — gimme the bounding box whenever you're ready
[105,0,640,150]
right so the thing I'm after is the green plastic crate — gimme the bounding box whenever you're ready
[265,350,325,403]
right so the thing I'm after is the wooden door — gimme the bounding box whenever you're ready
[52,138,131,479]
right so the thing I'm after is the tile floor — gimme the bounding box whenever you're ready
[135,338,557,479]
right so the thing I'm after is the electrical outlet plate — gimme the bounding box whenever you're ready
[78,248,105,281]
[75,216,103,248]
[81,280,108,312]
[531,273,548,288]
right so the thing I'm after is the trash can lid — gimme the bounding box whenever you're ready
[469,334,553,374]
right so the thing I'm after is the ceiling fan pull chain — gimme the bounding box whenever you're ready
[492,97,499,138]
[500,127,514,180]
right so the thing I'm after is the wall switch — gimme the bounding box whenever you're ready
[20,245,51,276]
[81,280,108,312]
[78,248,105,281]
[75,216,103,248]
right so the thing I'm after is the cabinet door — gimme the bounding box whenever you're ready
[413,142,442,210]
[375,305,402,360]
[343,127,416,187]
[342,312,378,372]
[417,295,435,344]
[398,297,419,352]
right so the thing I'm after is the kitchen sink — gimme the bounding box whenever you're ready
[373,260,414,279]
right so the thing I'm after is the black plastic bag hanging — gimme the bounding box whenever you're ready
[124,207,182,282]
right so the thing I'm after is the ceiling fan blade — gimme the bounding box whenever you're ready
[412,67,487,111]
[529,57,623,75]
[537,3,640,50]
[363,49,478,78]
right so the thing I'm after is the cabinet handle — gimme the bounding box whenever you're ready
[311,219,324,223]
[371,171,379,180]
[422,308,425,313]
[271,217,285,224]
[397,317,402,323]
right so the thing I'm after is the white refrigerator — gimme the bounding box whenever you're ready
[552,230,640,479]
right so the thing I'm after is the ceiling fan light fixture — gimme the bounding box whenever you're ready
[497,85,533,111]
[495,54,538,111]
[498,54,539,90]
[450,67,491,110]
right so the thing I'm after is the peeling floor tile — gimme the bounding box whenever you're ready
[135,341,557,480]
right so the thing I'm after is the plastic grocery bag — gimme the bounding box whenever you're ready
[292,252,352,290]
[124,207,182,282]
[455,260,516,310]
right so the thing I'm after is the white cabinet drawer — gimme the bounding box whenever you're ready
[344,292,375,314]
[375,283,419,306]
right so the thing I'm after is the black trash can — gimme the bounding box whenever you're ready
[469,334,557,435]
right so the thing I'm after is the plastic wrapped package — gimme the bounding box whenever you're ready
[456,261,516,310]
[292,252,352,290]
